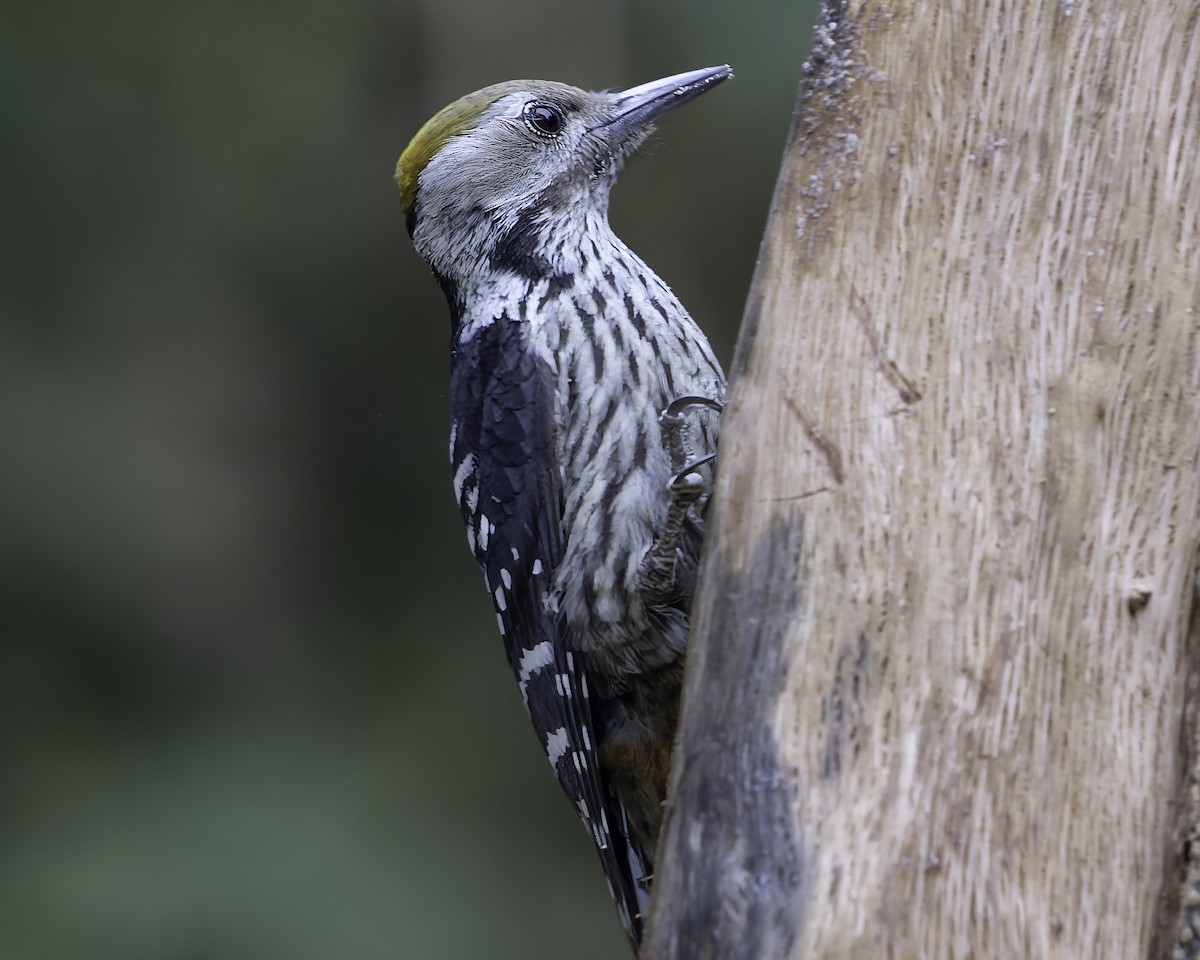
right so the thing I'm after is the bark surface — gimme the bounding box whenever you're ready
[645,2,1200,957]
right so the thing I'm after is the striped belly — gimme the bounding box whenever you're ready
[546,310,721,674]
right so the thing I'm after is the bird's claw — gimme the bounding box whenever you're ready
[668,454,716,499]
[661,395,724,420]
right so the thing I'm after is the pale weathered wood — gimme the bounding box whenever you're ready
[645,1,1200,957]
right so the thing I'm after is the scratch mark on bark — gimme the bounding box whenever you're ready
[847,280,922,405]
[761,486,836,503]
[784,395,845,485]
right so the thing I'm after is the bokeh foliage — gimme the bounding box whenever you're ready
[1,0,818,956]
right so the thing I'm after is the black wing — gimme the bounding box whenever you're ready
[449,315,651,947]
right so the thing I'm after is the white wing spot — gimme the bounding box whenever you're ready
[555,673,573,698]
[495,612,505,636]
[510,547,519,561]
[545,727,570,767]
[494,585,507,612]
[448,422,457,457]
[500,568,512,590]
[581,725,591,750]
[576,797,606,849]
[532,558,543,576]
[517,640,554,702]
[478,513,490,552]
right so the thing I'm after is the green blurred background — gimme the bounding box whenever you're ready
[1,1,818,956]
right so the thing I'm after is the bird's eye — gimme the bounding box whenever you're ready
[523,102,565,136]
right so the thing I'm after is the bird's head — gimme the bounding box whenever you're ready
[396,65,731,284]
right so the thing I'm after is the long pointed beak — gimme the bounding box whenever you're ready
[596,64,732,134]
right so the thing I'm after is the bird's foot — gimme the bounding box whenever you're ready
[640,398,723,604]
[658,395,724,472]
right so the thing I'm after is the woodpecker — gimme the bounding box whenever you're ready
[396,65,729,951]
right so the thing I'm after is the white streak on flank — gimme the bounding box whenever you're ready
[517,640,554,702]
[452,453,475,503]
[496,612,505,636]
[494,585,507,612]
[545,727,570,766]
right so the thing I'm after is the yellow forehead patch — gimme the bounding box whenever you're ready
[395,81,531,223]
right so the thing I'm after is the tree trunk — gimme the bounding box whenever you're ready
[644,1,1200,957]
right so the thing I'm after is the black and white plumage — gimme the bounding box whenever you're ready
[397,66,729,951]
